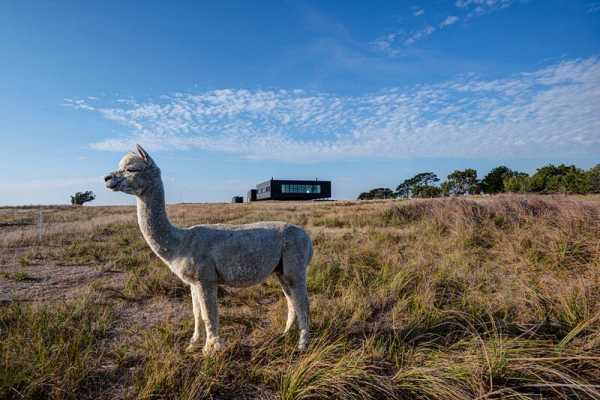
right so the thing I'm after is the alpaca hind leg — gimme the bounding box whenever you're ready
[281,228,312,350]
[288,282,310,350]
[275,273,296,334]
[280,260,310,349]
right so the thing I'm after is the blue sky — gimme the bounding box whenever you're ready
[1,0,599,205]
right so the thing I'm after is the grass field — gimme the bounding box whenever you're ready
[1,195,600,399]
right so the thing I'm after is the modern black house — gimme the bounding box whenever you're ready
[249,179,331,201]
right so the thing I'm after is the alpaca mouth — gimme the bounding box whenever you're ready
[106,178,123,191]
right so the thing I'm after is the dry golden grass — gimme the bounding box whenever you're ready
[1,194,600,399]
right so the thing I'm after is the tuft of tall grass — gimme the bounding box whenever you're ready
[279,339,395,400]
[394,334,600,399]
[133,321,245,399]
[122,260,189,300]
[0,297,114,399]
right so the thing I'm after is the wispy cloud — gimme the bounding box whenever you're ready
[370,33,401,56]
[405,25,436,45]
[372,0,518,54]
[440,15,460,27]
[66,58,600,162]
[588,2,600,13]
[455,0,514,17]
[63,98,95,111]
[372,24,437,55]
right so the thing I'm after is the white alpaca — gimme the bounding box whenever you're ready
[104,145,312,354]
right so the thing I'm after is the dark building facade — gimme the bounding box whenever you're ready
[247,189,257,202]
[252,179,331,201]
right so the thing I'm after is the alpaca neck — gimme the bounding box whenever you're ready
[136,181,180,261]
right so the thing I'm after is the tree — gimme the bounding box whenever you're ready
[529,164,588,193]
[71,191,96,205]
[481,166,511,194]
[481,166,530,194]
[396,172,439,198]
[411,172,441,198]
[413,185,442,198]
[395,180,412,199]
[587,164,600,193]
[440,181,451,197]
[412,172,439,187]
[357,188,395,200]
[504,175,530,193]
[445,169,479,195]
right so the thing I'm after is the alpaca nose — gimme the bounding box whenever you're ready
[104,174,113,182]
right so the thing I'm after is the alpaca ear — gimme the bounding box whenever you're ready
[136,144,151,163]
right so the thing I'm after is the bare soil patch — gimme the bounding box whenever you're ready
[0,263,126,303]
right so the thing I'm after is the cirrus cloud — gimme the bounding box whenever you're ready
[65,57,600,163]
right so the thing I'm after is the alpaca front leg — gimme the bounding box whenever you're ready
[196,282,222,355]
[185,285,203,353]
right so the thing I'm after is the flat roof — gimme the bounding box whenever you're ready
[257,179,330,186]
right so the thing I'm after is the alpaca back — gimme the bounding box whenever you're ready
[183,221,289,287]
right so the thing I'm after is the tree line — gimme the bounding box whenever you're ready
[357,164,600,200]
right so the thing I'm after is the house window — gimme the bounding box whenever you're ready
[282,184,321,194]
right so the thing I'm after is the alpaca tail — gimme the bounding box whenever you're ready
[282,224,313,272]
[306,235,313,268]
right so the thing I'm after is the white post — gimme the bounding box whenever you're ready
[37,208,43,241]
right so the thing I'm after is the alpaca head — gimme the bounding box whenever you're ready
[104,144,161,196]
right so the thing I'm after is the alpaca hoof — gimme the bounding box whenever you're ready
[185,342,202,353]
[202,338,223,355]
[185,339,201,353]
[297,338,309,351]
[298,330,309,351]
